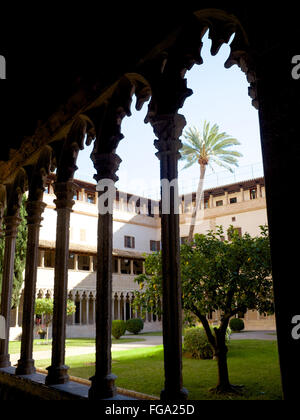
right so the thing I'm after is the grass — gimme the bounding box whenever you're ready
[8,337,145,355]
[128,331,163,336]
[34,339,282,400]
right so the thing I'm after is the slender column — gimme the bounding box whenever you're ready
[130,259,134,275]
[40,250,45,268]
[72,299,76,325]
[45,181,75,385]
[117,294,121,319]
[79,296,83,325]
[240,187,244,202]
[74,254,78,271]
[0,215,21,367]
[88,152,121,400]
[117,258,121,274]
[123,296,126,321]
[86,295,89,324]
[224,190,229,205]
[16,201,46,375]
[256,183,261,198]
[92,297,96,325]
[151,113,188,400]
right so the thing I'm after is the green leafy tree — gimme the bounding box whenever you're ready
[35,298,76,340]
[0,195,28,308]
[133,225,273,394]
[181,121,242,241]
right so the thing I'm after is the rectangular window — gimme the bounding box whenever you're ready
[230,197,237,204]
[93,255,97,271]
[86,193,95,204]
[112,256,118,273]
[44,250,55,268]
[124,236,135,249]
[78,255,90,271]
[68,253,75,270]
[216,200,223,207]
[228,227,242,241]
[250,188,257,200]
[37,249,43,267]
[121,258,131,274]
[150,240,160,251]
[133,259,143,275]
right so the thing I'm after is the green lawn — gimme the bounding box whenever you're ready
[35,339,282,400]
[8,337,145,355]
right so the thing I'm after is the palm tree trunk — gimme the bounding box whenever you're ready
[188,164,206,242]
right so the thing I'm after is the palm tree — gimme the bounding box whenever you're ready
[181,121,243,242]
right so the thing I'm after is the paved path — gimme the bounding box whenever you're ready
[229,330,277,341]
[10,335,163,365]
[10,331,276,365]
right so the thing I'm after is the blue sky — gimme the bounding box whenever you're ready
[76,31,263,198]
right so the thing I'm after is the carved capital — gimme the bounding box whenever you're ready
[27,146,53,202]
[5,169,27,218]
[53,182,75,210]
[150,114,186,160]
[26,201,47,226]
[92,153,122,183]
[56,115,95,183]
[3,215,22,238]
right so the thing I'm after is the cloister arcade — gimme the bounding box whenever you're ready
[0,5,299,400]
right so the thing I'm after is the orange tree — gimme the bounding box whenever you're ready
[35,298,76,340]
[133,226,274,394]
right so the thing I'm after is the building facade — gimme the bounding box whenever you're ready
[10,175,275,340]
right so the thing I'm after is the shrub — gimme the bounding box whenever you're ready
[112,320,126,339]
[126,318,144,334]
[229,317,245,332]
[183,327,214,359]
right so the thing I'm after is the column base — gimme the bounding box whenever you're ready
[45,364,70,385]
[88,373,117,399]
[160,387,188,400]
[15,358,36,376]
[0,354,11,369]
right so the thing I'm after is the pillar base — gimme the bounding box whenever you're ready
[88,373,117,399]
[160,387,188,401]
[15,358,36,376]
[45,364,69,385]
[0,354,11,369]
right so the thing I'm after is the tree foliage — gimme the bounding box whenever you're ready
[0,195,28,308]
[133,225,273,393]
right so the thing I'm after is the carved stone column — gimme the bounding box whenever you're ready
[0,215,21,367]
[151,113,188,400]
[88,152,121,400]
[16,200,46,375]
[45,181,75,385]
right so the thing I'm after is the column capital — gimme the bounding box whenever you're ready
[150,114,186,160]
[92,152,122,183]
[3,215,22,238]
[53,181,75,210]
[26,201,47,226]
